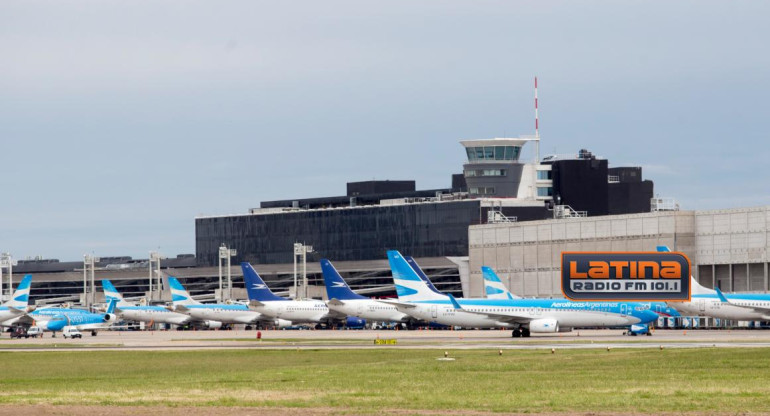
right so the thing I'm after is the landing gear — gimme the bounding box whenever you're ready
[521,327,531,338]
[91,331,97,336]
[512,329,521,338]
[245,325,253,331]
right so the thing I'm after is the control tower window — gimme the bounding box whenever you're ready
[465,145,521,161]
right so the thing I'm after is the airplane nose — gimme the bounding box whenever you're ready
[642,310,659,323]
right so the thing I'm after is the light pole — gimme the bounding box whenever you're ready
[149,251,165,302]
[292,243,313,299]
[83,254,99,309]
[0,253,14,302]
[218,245,237,302]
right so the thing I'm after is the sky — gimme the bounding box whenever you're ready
[1,1,769,261]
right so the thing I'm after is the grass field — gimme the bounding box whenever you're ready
[1,348,769,414]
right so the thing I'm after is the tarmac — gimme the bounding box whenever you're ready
[3,328,770,352]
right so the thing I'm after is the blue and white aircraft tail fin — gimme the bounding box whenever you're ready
[405,256,444,295]
[168,277,201,306]
[482,267,520,300]
[387,250,446,302]
[101,279,132,307]
[321,259,367,301]
[4,274,32,309]
[656,246,715,295]
[241,262,286,302]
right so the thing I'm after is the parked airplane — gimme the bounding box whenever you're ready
[168,277,290,329]
[102,279,195,327]
[653,246,770,321]
[0,275,33,325]
[321,259,411,325]
[28,299,119,336]
[241,262,348,327]
[481,265,678,324]
[385,250,659,337]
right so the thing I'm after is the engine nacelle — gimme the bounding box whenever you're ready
[203,320,223,329]
[103,313,117,322]
[345,317,366,329]
[273,319,293,329]
[529,318,559,333]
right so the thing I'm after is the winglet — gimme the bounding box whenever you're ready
[714,287,729,303]
[656,246,671,252]
[447,294,463,310]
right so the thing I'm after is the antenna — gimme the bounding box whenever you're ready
[534,76,540,163]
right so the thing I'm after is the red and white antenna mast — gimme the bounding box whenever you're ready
[534,76,540,163]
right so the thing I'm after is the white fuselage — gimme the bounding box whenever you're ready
[671,295,770,321]
[327,299,410,323]
[252,300,331,323]
[182,305,264,324]
[396,303,640,329]
[118,307,192,325]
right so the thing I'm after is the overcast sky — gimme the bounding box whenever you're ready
[1,1,768,261]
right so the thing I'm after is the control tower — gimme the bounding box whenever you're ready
[460,137,551,199]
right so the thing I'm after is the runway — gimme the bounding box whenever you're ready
[3,328,770,352]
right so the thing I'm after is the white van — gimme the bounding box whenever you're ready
[62,326,82,339]
[26,326,44,338]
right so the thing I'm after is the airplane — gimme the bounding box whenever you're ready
[384,250,659,337]
[102,279,196,327]
[241,262,348,327]
[321,258,411,325]
[27,299,119,336]
[0,275,34,326]
[168,277,290,329]
[481,265,678,333]
[654,246,770,322]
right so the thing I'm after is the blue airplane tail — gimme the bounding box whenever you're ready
[168,277,201,306]
[5,274,32,309]
[387,250,446,302]
[321,259,367,300]
[101,279,130,307]
[405,256,444,295]
[482,266,520,300]
[241,262,285,302]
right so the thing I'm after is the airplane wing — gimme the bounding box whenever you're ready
[376,299,417,309]
[446,294,533,324]
[715,288,770,316]
[172,305,190,313]
[326,298,345,307]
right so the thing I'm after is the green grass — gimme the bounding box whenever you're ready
[0,348,769,413]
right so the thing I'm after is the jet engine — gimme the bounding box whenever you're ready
[273,319,292,329]
[345,317,366,329]
[529,318,559,333]
[202,320,223,329]
[103,313,117,322]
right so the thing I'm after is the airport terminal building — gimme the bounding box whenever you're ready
[8,136,768,318]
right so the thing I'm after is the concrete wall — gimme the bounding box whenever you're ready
[469,206,770,297]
